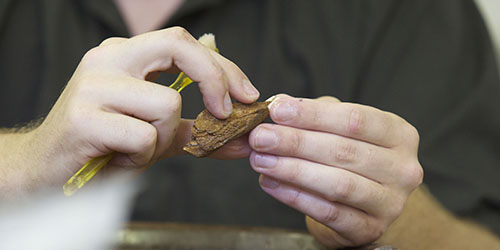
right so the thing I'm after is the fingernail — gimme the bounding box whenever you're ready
[254,127,278,149]
[266,95,278,106]
[254,153,278,168]
[272,100,298,122]
[265,95,277,102]
[242,79,259,98]
[260,175,280,189]
[223,92,233,115]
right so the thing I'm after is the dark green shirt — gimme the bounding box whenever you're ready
[1,0,500,234]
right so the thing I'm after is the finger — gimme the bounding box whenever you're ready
[208,134,252,160]
[258,175,384,246]
[316,95,340,103]
[210,51,260,103]
[96,27,256,119]
[87,75,182,160]
[83,111,158,167]
[267,94,415,148]
[249,123,399,183]
[98,37,127,47]
[250,152,390,216]
[163,119,194,158]
[91,75,181,122]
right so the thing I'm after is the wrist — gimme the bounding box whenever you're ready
[0,131,38,197]
[0,124,68,198]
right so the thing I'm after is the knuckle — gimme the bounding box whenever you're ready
[394,115,420,147]
[346,105,365,136]
[73,73,97,90]
[329,177,356,201]
[99,37,125,47]
[157,90,182,115]
[345,219,385,247]
[136,125,157,151]
[223,59,239,71]
[170,92,182,112]
[81,46,104,65]
[382,112,396,137]
[286,161,303,183]
[285,188,303,207]
[403,160,424,189]
[331,139,357,164]
[386,196,406,220]
[316,96,341,103]
[289,130,305,155]
[352,219,386,246]
[167,26,192,41]
[209,63,226,83]
[308,103,322,126]
[319,205,340,224]
[70,73,108,100]
[366,147,379,165]
[406,123,420,146]
[366,223,385,244]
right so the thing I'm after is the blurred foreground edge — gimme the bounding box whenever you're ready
[115,222,398,250]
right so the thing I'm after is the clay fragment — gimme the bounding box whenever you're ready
[184,102,269,157]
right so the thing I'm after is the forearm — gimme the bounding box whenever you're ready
[0,130,37,198]
[378,185,500,249]
[0,117,52,198]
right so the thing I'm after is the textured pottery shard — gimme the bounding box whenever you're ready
[184,102,270,157]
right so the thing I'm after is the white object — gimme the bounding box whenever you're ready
[0,175,138,250]
[475,0,500,68]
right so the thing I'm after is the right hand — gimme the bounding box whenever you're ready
[25,27,259,188]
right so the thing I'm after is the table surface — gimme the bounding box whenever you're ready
[115,222,397,250]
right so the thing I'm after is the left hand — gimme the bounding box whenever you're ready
[248,94,423,248]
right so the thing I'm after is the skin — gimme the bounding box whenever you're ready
[2,2,499,248]
[0,27,259,196]
[378,185,500,249]
[248,94,423,248]
[111,2,500,248]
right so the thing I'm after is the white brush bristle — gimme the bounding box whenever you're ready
[198,33,217,51]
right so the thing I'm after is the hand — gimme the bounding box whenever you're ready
[20,27,259,189]
[248,94,423,248]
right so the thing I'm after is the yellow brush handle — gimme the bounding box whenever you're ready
[62,74,193,196]
[63,34,218,196]
[63,154,113,196]
[169,72,193,92]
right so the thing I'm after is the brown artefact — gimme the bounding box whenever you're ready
[184,102,270,157]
